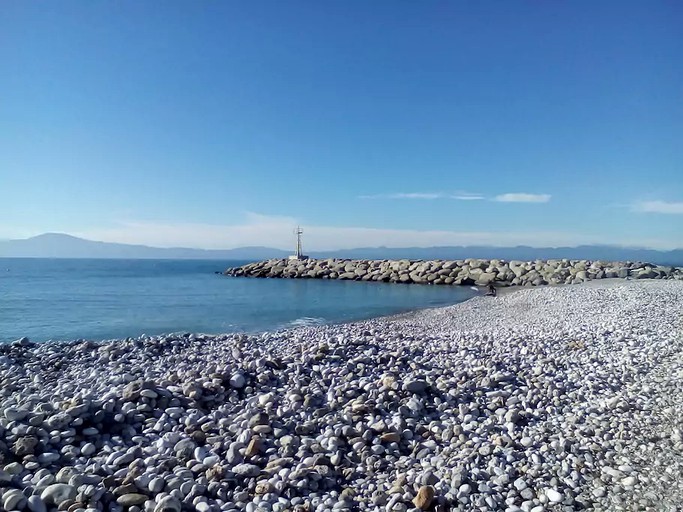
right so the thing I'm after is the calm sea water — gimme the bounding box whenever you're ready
[0,258,477,343]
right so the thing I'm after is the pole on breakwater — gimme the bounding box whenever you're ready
[289,226,308,261]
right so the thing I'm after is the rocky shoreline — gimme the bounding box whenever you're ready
[225,258,683,287]
[1,280,683,511]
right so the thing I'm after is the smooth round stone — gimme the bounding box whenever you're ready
[81,443,97,456]
[36,474,56,487]
[117,493,149,506]
[26,461,41,471]
[520,489,534,500]
[56,467,81,484]
[3,489,26,510]
[5,463,24,474]
[40,483,77,506]
[203,455,220,467]
[457,484,471,497]
[230,373,246,389]
[233,464,260,477]
[154,495,182,512]
[546,489,562,503]
[258,393,274,406]
[38,452,60,464]
[4,407,29,421]
[136,475,152,489]
[149,477,165,493]
[180,481,193,497]
[622,476,637,487]
[513,478,527,491]
[27,495,48,512]
[403,380,428,393]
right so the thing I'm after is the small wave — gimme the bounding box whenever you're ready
[288,317,326,327]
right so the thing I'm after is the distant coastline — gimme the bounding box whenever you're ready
[2,233,683,264]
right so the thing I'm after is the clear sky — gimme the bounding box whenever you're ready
[1,1,681,250]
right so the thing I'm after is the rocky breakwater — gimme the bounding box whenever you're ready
[225,258,683,287]
[1,280,683,511]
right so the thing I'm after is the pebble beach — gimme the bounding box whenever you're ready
[1,280,682,512]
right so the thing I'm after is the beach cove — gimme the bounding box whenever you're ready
[2,279,682,511]
[0,259,477,344]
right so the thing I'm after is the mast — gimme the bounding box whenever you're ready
[295,226,303,259]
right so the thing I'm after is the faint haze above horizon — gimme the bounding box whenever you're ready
[0,1,681,250]
[2,229,683,254]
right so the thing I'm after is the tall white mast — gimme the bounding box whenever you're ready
[295,226,303,259]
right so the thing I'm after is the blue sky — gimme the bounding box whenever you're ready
[1,1,681,250]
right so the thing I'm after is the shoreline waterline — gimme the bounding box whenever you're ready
[0,258,478,344]
[3,290,479,346]
[2,285,481,346]
[0,278,649,346]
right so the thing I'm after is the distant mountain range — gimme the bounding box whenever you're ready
[0,233,284,260]
[1,233,682,265]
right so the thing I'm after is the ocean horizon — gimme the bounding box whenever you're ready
[0,257,477,343]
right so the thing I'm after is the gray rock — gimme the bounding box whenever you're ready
[13,435,39,456]
[117,493,149,506]
[56,466,80,484]
[4,407,29,422]
[232,463,261,477]
[546,489,562,503]
[149,476,165,493]
[174,438,196,458]
[154,495,182,512]
[0,469,12,484]
[3,489,26,510]
[403,379,428,393]
[81,442,96,456]
[230,372,246,388]
[40,483,77,506]
[27,495,47,512]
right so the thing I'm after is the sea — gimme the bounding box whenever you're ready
[0,258,477,343]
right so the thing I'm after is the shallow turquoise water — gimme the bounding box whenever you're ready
[0,258,477,343]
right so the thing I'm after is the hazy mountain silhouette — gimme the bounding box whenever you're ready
[1,233,682,265]
[0,233,289,260]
